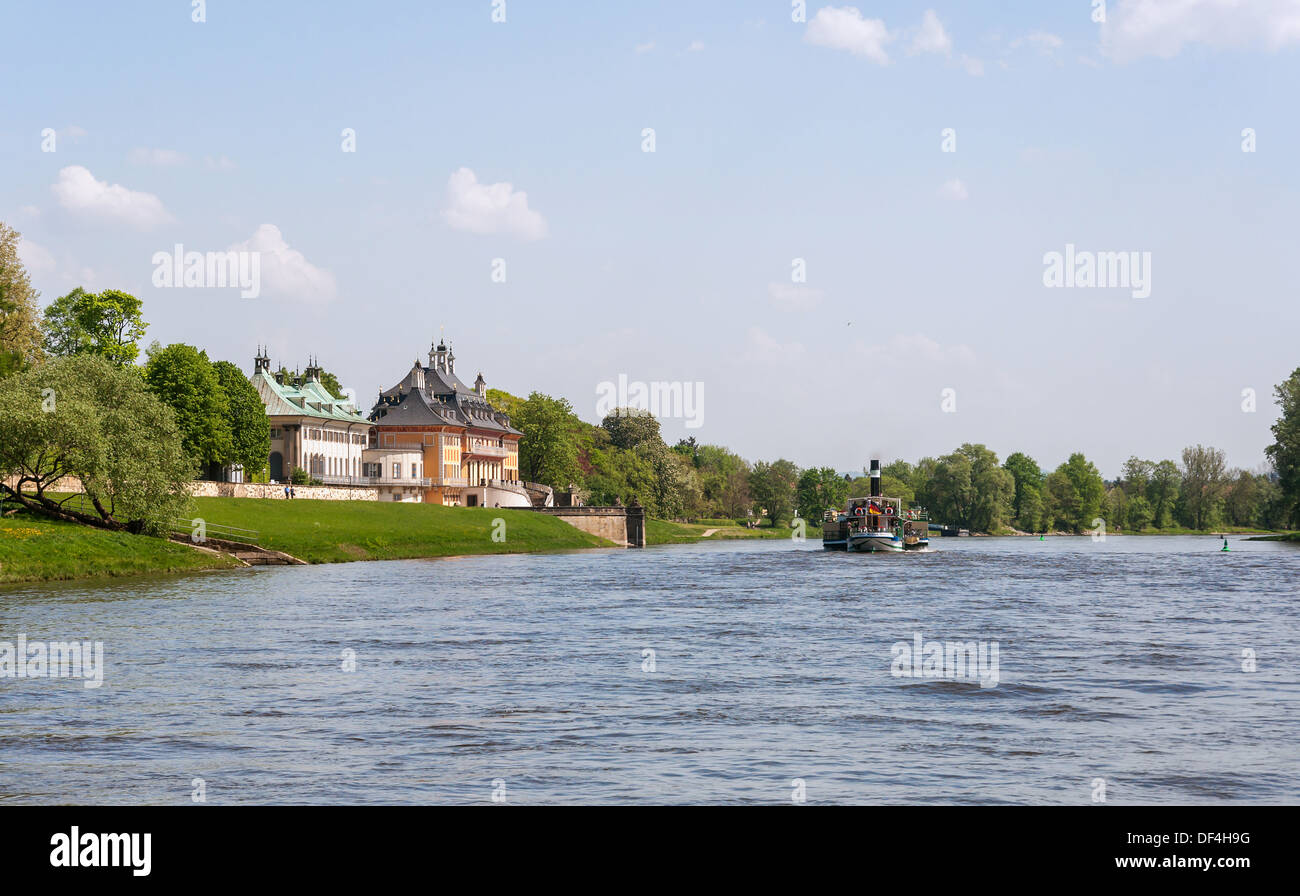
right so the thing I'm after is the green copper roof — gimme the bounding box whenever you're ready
[251,371,370,424]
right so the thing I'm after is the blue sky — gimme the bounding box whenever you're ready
[3,1,1298,477]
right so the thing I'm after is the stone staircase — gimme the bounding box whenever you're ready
[170,535,306,566]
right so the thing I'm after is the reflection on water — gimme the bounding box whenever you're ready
[1,536,1297,804]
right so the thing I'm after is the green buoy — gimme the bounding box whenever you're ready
[1221,537,1230,552]
[1039,534,1045,541]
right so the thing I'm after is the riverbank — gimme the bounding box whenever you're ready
[0,515,241,584]
[184,497,612,563]
[2,497,804,583]
[647,518,799,545]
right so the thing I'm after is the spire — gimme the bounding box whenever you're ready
[430,331,451,371]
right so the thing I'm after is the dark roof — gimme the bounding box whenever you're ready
[369,362,521,435]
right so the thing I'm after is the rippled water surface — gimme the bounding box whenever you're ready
[2,536,1297,804]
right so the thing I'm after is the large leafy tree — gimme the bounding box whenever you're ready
[41,287,148,367]
[513,391,582,488]
[1179,444,1226,530]
[0,223,43,376]
[749,459,800,525]
[796,466,849,520]
[1050,455,1102,530]
[694,444,751,518]
[142,343,233,471]
[926,445,1014,532]
[0,355,194,533]
[602,409,663,451]
[1265,367,1300,527]
[1147,459,1181,528]
[212,360,271,476]
[1003,451,1045,531]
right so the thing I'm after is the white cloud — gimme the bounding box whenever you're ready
[910,9,952,55]
[61,125,87,138]
[129,147,188,166]
[768,282,824,311]
[19,205,40,217]
[51,165,171,229]
[1103,0,1300,60]
[687,40,705,52]
[746,327,806,364]
[442,167,547,241]
[860,333,976,365]
[17,237,56,277]
[635,40,655,54]
[1012,30,1064,58]
[204,155,237,170]
[960,54,985,75]
[805,6,893,64]
[229,224,337,302]
[938,178,969,201]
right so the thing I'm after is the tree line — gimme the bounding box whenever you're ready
[4,219,1300,534]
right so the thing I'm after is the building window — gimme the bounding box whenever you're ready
[393,463,401,479]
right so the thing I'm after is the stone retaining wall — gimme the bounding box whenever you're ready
[530,505,645,547]
[187,481,378,501]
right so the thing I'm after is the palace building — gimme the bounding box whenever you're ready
[250,349,372,484]
[368,336,527,506]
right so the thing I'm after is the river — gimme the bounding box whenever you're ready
[1,535,1297,804]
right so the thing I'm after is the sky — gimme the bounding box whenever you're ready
[3,0,1298,479]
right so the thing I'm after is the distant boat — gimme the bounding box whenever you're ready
[822,460,931,553]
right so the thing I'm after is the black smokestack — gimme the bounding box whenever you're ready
[870,459,881,497]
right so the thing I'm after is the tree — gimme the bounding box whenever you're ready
[1041,453,1105,533]
[926,445,1014,532]
[41,287,147,366]
[1003,452,1045,531]
[1266,367,1300,527]
[0,355,194,533]
[212,360,271,476]
[1147,460,1181,528]
[0,222,42,376]
[318,369,344,399]
[1056,453,1105,532]
[513,392,582,488]
[1179,444,1226,530]
[1222,469,1261,528]
[142,343,233,471]
[749,459,799,525]
[1043,470,1077,532]
[485,387,523,418]
[602,409,663,451]
[1126,494,1153,531]
[796,466,849,520]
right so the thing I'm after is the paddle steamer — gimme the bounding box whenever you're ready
[822,460,930,552]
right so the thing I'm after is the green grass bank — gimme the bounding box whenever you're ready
[187,496,611,563]
[646,518,801,545]
[0,515,240,584]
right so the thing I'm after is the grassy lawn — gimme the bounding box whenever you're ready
[646,518,804,545]
[0,514,239,584]
[186,497,611,563]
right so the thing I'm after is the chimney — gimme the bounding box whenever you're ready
[870,459,881,497]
